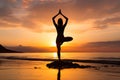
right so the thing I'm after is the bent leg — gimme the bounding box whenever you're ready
[63,37,73,42]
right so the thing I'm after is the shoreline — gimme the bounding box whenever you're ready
[0,56,120,65]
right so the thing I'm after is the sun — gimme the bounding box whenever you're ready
[51,42,56,47]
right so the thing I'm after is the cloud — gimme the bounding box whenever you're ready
[0,0,22,28]
[94,16,120,29]
[0,0,120,32]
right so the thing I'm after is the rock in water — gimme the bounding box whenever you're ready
[47,60,92,69]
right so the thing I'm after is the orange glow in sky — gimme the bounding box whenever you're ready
[0,0,120,52]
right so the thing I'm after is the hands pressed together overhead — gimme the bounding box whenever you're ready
[53,9,68,19]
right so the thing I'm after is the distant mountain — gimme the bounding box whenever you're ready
[7,45,48,52]
[0,44,20,53]
[4,40,120,52]
[76,41,120,52]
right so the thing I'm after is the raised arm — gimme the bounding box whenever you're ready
[59,10,68,27]
[52,13,59,27]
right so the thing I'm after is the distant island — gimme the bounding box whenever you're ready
[0,44,20,53]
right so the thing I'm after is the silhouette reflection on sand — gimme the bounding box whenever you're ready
[57,67,61,80]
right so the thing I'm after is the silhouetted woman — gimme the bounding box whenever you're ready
[52,10,73,62]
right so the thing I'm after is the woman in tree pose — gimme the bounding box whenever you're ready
[52,10,73,62]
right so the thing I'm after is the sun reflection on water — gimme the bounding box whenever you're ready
[53,52,57,58]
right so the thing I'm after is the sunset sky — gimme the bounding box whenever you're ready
[0,0,120,51]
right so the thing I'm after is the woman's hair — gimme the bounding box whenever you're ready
[58,18,63,25]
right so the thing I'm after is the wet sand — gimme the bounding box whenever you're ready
[0,53,120,80]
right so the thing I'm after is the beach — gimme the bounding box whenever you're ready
[0,0,120,80]
[0,52,120,80]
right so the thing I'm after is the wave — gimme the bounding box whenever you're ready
[0,56,120,65]
[94,57,120,60]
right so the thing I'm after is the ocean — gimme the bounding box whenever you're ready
[0,52,120,80]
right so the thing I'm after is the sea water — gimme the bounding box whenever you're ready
[0,52,120,80]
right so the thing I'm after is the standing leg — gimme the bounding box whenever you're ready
[57,44,61,62]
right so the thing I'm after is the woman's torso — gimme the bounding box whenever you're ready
[56,26,65,43]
